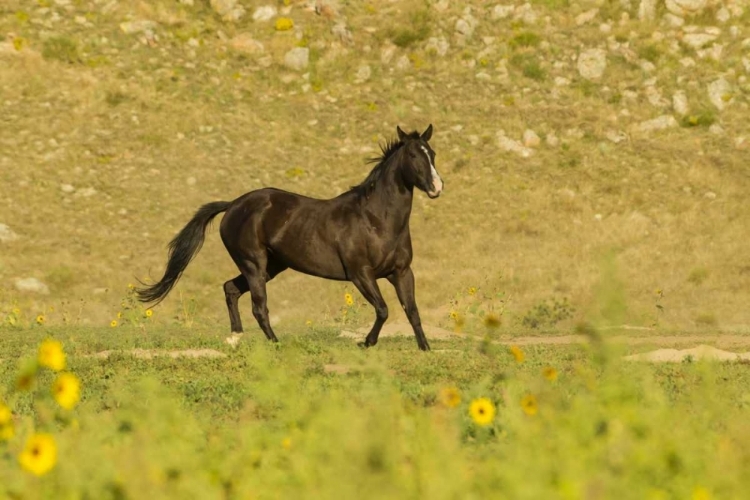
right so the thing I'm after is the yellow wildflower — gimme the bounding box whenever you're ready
[439,387,461,408]
[128,283,135,289]
[282,437,292,450]
[449,310,459,320]
[469,397,496,426]
[468,287,477,295]
[12,307,21,315]
[344,293,354,306]
[19,433,57,476]
[542,366,558,382]
[145,309,153,318]
[38,339,66,371]
[305,319,313,327]
[521,394,538,416]
[0,403,14,441]
[52,372,81,410]
[275,17,294,31]
[36,314,46,325]
[510,345,525,363]
[117,311,122,319]
[110,320,118,328]
[692,487,711,500]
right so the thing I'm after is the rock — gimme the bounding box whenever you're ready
[425,36,450,56]
[283,47,309,71]
[186,176,197,186]
[0,223,19,242]
[119,20,157,35]
[395,55,411,71]
[210,0,245,22]
[576,8,599,26]
[15,277,50,295]
[315,0,340,19]
[743,57,750,73]
[331,22,353,44]
[638,0,658,20]
[523,129,541,147]
[707,77,732,110]
[60,183,75,193]
[708,124,724,135]
[715,7,731,23]
[252,5,277,22]
[577,48,607,80]
[704,191,717,199]
[455,14,478,38]
[672,90,689,115]
[545,132,559,147]
[645,84,668,107]
[665,13,685,27]
[380,43,396,64]
[492,5,515,19]
[606,130,628,143]
[76,187,97,198]
[635,115,678,132]
[682,32,719,49]
[554,76,570,86]
[665,0,709,17]
[514,3,538,24]
[229,34,264,54]
[355,64,371,83]
[497,131,533,157]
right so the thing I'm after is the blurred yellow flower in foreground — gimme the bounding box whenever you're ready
[38,339,66,371]
[543,366,558,382]
[282,437,292,450]
[145,309,153,318]
[510,345,525,363]
[0,402,14,441]
[692,487,711,500]
[19,433,57,476]
[439,387,461,408]
[117,311,123,319]
[110,320,118,328]
[469,397,496,426]
[52,372,81,410]
[521,395,538,416]
[344,293,354,306]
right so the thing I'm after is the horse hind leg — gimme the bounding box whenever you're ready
[238,260,280,343]
[224,275,249,347]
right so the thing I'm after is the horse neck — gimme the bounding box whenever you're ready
[364,152,413,229]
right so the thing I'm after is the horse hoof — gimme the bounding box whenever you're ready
[225,333,243,348]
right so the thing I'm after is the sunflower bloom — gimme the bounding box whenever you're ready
[19,434,57,476]
[52,373,81,410]
[692,487,711,500]
[449,310,459,320]
[0,403,14,441]
[36,315,46,325]
[543,366,558,381]
[145,309,153,318]
[469,397,496,426]
[521,394,538,416]
[468,287,477,295]
[439,387,461,408]
[110,320,118,328]
[38,339,66,371]
[344,293,354,306]
[275,17,294,31]
[510,345,525,363]
[117,311,123,319]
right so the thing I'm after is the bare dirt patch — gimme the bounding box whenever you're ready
[86,349,226,360]
[624,345,750,363]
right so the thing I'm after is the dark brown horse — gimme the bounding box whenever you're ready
[136,124,443,351]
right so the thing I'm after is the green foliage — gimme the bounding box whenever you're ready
[390,10,431,48]
[510,54,546,81]
[509,32,541,48]
[681,111,717,128]
[521,297,574,329]
[42,37,80,64]
[638,44,662,63]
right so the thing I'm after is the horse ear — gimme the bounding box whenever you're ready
[396,126,407,141]
[421,124,433,142]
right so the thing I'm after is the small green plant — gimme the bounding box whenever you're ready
[389,10,431,48]
[42,36,80,64]
[521,297,574,329]
[509,32,541,49]
[694,312,717,327]
[510,54,546,81]
[687,267,709,286]
[680,111,716,128]
[637,44,661,63]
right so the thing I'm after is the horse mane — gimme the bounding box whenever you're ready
[350,131,420,197]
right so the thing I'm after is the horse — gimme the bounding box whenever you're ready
[136,124,443,351]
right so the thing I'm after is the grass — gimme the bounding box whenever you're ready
[2,327,750,497]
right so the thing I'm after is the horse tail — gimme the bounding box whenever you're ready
[136,201,231,305]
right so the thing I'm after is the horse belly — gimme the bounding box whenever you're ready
[269,229,347,281]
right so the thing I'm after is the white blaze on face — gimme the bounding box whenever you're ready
[420,145,443,196]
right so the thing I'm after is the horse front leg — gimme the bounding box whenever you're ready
[350,268,388,348]
[387,267,430,351]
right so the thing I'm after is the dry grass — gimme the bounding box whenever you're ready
[1,0,749,335]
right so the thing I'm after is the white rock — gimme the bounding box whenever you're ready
[554,76,570,86]
[284,47,309,71]
[492,5,515,19]
[682,31,719,49]
[331,23,353,44]
[666,0,708,17]
[606,130,628,143]
[576,9,599,26]
[577,48,607,80]
[252,5,277,22]
[523,129,541,147]
[60,183,75,193]
[704,191,717,199]
[425,37,450,57]
[15,277,50,295]
[180,0,194,5]
[0,223,19,242]
[380,44,396,64]
[638,0,658,20]
[355,64,371,83]
[708,124,724,135]
[715,7,731,23]
[187,176,197,186]
[600,23,612,33]
[514,3,538,24]
[475,71,492,81]
[672,90,689,115]
[645,85,668,107]
[229,34,264,54]
[395,55,411,71]
[635,115,678,132]
[210,0,245,21]
[119,20,157,34]
[76,187,97,197]
[707,77,732,110]
[545,132,559,147]
[497,132,533,157]
[664,13,685,26]
[455,14,478,38]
